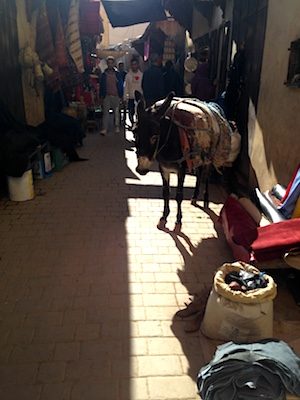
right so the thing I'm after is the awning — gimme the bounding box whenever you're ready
[163,0,225,32]
[102,0,167,28]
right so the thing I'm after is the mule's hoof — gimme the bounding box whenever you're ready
[173,223,182,234]
[191,198,197,206]
[203,201,209,209]
[157,219,167,231]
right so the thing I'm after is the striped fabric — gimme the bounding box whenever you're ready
[66,0,84,74]
[36,3,61,91]
[55,11,69,68]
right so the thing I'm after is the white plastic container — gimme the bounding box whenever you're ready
[7,169,34,202]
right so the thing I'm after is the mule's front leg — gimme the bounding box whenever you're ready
[203,165,211,208]
[157,167,170,231]
[174,168,186,233]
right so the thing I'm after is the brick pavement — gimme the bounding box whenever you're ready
[0,131,299,400]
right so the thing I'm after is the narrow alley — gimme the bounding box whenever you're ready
[0,131,231,400]
[1,0,300,399]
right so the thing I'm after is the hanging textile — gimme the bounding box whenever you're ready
[55,11,68,68]
[66,0,84,74]
[102,0,166,28]
[80,1,103,36]
[36,3,60,91]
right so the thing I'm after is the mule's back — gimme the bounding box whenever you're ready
[154,97,233,171]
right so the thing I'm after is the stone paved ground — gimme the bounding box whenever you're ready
[0,131,299,400]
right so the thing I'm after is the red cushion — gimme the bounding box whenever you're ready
[220,196,258,250]
[252,218,300,261]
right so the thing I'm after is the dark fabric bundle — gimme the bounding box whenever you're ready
[198,340,300,400]
[0,101,40,177]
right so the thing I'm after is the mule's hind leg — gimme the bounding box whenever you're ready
[157,166,170,231]
[203,165,211,208]
[191,166,202,206]
[174,167,186,233]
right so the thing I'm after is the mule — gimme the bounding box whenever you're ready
[134,92,211,232]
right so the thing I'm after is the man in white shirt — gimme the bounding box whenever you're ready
[124,58,143,125]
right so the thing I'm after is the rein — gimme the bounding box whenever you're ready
[153,99,202,165]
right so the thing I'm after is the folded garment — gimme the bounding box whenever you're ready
[281,164,300,203]
[278,168,300,219]
[198,340,300,400]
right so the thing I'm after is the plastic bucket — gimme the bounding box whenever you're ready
[52,148,68,172]
[7,169,34,202]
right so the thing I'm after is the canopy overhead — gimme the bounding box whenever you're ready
[102,0,167,28]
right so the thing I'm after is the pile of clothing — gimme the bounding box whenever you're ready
[198,340,300,400]
[225,270,268,292]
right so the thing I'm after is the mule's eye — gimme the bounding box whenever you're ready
[150,135,159,145]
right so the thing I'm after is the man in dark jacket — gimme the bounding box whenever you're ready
[100,56,124,135]
[163,60,181,96]
[191,61,215,102]
[142,53,165,108]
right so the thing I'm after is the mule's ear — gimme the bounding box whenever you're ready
[155,92,174,119]
[137,97,145,119]
[135,90,143,102]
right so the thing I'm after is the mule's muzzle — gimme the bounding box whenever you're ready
[136,167,149,176]
[136,156,153,176]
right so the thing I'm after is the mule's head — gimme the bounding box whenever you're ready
[134,91,174,175]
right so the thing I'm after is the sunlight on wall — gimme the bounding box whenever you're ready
[248,99,276,191]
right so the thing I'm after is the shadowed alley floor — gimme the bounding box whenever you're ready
[0,132,299,400]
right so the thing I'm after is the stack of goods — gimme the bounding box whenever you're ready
[197,340,300,400]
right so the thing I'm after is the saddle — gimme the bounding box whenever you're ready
[164,98,234,172]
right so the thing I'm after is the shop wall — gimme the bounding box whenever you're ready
[192,5,223,41]
[16,0,44,126]
[250,0,300,191]
[0,0,25,120]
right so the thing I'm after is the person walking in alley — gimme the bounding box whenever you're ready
[163,60,180,96]
[124,58,143,125]
[118,61,127,82]
[100,56,123,135]
[142,53,165,108]
[191,54,215,102]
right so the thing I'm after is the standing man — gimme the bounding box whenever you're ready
[118,62,127,82]
[163,60,180,96]
[100,56,123,135]
[124,58,143,125]
[142,53,165,108]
